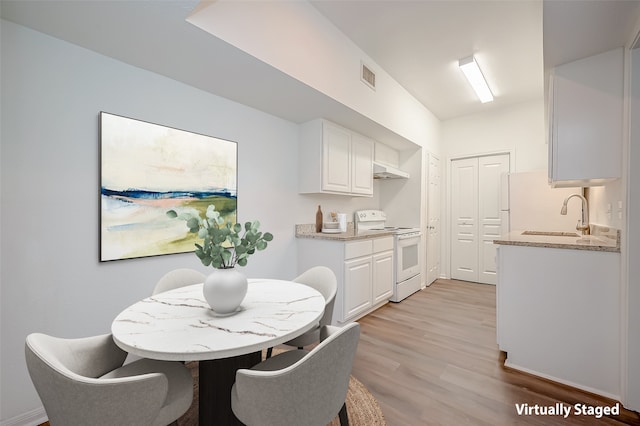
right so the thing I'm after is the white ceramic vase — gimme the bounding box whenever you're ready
[203,268,248,314]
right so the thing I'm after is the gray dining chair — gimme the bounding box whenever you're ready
[152,268,206,295]
[25,332,193,426]
[266,266,337,358]
[232,322,360,426]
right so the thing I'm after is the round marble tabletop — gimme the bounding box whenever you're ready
[111,279,325,361]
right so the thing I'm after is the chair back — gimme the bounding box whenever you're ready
[152,268,205,295]
[234,323,360,426]
[293,266,337,327]
[25,333,168,425]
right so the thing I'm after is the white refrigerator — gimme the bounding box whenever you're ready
[500,170,582,234]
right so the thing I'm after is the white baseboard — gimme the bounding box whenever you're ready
[0,407,46,426]
[504,360,621,402]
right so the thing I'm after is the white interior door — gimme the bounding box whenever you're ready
[450,157,478,282]
[426,153,441,285]
[478,155,510,284]
[450,153,509,284]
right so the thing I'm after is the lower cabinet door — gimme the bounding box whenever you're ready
[372,250,394,304]
[343,256,373,321]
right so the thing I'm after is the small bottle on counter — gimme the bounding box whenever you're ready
[315,205,323,233]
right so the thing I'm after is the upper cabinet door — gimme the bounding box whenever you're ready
[322,122,352,193]
[549,48,623,187]
[350,132,374,196]
[298,119,374,197]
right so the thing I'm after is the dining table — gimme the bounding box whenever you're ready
[111,278,325,425]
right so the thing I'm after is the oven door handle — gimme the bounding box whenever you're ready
[397,232,422,240]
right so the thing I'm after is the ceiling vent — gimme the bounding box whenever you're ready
[361,61,376,90]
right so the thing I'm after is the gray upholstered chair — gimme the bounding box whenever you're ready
[266,266,337,358]
[152,268,205,295]
[25,333,193,426]
[232,322,360,426]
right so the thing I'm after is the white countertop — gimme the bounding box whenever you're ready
[111,279,325,361]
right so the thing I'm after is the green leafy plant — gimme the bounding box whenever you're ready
[167,204,273,269]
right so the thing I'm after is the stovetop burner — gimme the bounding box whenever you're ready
[355,210,420,235]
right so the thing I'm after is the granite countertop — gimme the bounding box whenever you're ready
[493,225,620,253]
[295,223,396,241]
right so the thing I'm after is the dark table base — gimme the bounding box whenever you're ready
[198,351,262,425]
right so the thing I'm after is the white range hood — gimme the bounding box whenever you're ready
[373,162,410,179]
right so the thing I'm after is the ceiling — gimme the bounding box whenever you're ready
[2,0,640,143]
[310,0,543,121]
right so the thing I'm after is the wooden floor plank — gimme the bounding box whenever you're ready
[350,279,640,425]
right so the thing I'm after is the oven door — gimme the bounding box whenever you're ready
[396,232,421,282]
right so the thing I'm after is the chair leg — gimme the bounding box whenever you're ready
[338,402,349,425]
[266,347,273,359]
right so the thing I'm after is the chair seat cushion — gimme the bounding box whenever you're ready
[283,325,321,348]
[101,358,193,426]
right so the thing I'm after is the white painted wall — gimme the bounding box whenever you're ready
[0,20,382,423]
[379,148,423,228]
[188,0,443,232]
[187,0,440,153]
[625,42,640,411]
[297,190,382,227]
[441,99,547,172]
[587,181,624,229]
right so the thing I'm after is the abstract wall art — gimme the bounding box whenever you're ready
[100,112,237,261]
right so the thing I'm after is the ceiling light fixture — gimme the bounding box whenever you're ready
[458,56,494,103]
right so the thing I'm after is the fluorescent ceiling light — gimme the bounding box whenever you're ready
[459,56,494,103]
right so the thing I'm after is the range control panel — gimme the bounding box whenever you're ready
[355,210,386,223]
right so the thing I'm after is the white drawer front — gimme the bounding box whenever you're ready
[345,240,373,260]
[373,237,394,253]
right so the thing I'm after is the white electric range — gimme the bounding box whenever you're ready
[355,210,422,302]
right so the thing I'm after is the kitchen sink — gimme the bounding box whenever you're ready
[521,230,580,237]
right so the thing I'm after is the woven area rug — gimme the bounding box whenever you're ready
[178,357,386,425]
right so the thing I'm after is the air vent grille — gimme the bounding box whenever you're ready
[361,62,376,90]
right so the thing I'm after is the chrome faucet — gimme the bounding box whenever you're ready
[560,194,590,235]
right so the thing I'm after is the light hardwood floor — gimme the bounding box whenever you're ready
[350,279,640,426]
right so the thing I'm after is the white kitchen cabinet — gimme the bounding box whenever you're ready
[372,251,394,304]
[321,123,351,193]
[344,256,373,319]
[297,236,394,324]
[548,48,623,187]
[299,119,373,196]
[343,237,393,321]
[496,244,620,398]
[350,132,375,195]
